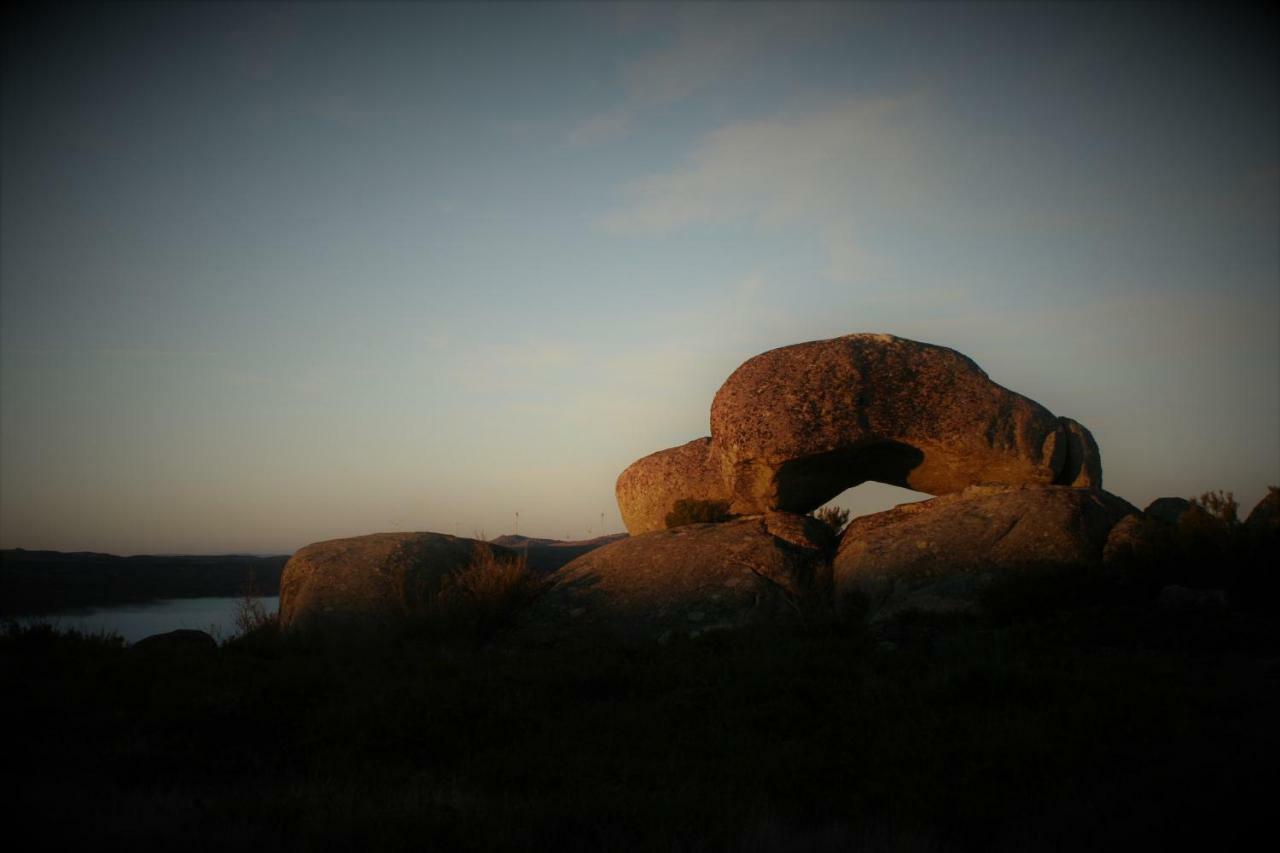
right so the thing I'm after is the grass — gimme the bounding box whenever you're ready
[5,511,1278,851]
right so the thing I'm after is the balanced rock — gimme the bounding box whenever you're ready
[279,532,513,633]
[833,485,1137,621]
[708,334,1090,518]
[616,437,730,535]
[520,513,832,646]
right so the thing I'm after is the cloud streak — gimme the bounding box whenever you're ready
[602,97,926,281]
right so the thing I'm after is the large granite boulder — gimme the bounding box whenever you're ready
[833,485,1137,621]
[708,334,1083,517]
[520,513,833,646]
[279,532,515,633]
[616,437,732,535]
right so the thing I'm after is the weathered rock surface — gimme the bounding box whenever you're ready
[833,485,1137,621]
[520,513,832,645]
[279,532,513,632]
[708,334,1072,516]
[1056,417,1103,489]
[1102,513,1162,564]
[615,437,732,535]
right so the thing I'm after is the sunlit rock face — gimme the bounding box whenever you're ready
[615,437,733,535]
[279,532,512,633]
[710,334,1072,516]
[519,513,834,646]
[832,485,1138,621]
[614,333,1108,534]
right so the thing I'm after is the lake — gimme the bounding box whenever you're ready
[15,596,280,644]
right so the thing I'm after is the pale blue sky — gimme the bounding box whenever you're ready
[2,2,1276,554]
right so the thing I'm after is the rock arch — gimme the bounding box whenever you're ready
[616,334,1101,535]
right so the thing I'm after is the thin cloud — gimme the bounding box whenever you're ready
[567,3,851,146]
[601,97,926,280]
[566,110,632,147]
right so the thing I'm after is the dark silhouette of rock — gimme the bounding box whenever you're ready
[616,437,731,534]
[279,532,514,633]
[131,628,218,653]
[1144,497,1194,525]
[833,485,1137,621]
[520,513,832,645]
[1245,488,1280,531]
[708,334,1073,516]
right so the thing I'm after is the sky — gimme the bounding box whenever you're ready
[1,2,1276,555]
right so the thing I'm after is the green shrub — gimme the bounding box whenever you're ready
[811,505,851,536]
[665,498,733,528]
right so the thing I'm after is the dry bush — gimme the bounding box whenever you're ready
[665,499,733,528]
[434,544,544,640]
[233,570,275,637]
[812,505,851,536]
[1192,490,1239,526]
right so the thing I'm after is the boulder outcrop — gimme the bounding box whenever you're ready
[616,437,731,535]
[615,334,1109,534]
[279,532,514,633]
[520,513,832,645]
[709,334,1072,516]
[832,485,1137,621]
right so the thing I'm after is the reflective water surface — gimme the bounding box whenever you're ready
[17,596,280,644]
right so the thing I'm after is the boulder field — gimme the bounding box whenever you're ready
[277,333,1266,641]
[618,334,1102,535]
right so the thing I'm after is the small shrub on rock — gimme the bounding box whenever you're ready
[1192,490,1239,526]
[665,499,733,528]
[811,505,851,536]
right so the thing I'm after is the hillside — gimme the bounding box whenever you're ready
[0,549,289,615]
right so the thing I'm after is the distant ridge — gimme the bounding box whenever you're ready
[0,549,290,616]
[488,533,628,574]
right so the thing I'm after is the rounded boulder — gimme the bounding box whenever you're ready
[520,513,833,646]
[279,532,513,633]
[709,334,1074,516]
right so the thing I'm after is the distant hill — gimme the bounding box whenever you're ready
[489,533,628,574]
[0,549,290,616]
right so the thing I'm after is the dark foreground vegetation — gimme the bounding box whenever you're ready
[0,549,288,615]
[5,502,1278,852]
